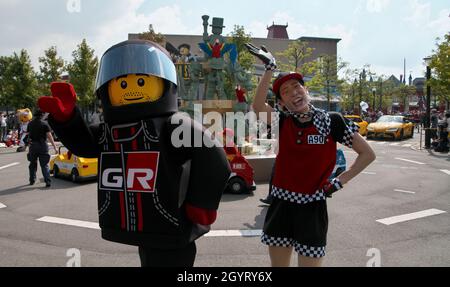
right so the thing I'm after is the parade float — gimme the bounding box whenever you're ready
[168,15,277,183]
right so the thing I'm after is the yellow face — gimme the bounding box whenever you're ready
[180,47,190,56]
[108,74,164,106]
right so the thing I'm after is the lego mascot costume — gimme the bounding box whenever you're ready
[38,40,231,267]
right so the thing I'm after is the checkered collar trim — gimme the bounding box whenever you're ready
[275,104,331,136]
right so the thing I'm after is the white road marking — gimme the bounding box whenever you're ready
[0,162,20,170]
[36,216,263,237]
[394,189,416,194]
[205,229,262,237]
[395,158,426,165]
[362,171,377,175]
[389,143,400,146]
[376,209,447,225]
[0,202,6,209]
[36,216,100,230]
[402,144,412,147]
[376,142,387,145]
[440,170,450,175]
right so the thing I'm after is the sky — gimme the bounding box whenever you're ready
[0,0,448,81]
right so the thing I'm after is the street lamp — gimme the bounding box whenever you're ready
[423,57,432,149]
[372,87,377,111]
[378,77,383,111]
[359,69,366,114]
[352,78,357,113]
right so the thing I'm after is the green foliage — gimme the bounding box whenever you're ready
[138,24,166,45]
[429,33,450,105]
[394,84,417,108]
[275,40,314,74]
[0,56,13,108]
[67,39,98,108]
[37,46,65,95]
[0,50,38,109]
[307,55,348,110]
[227,25,255,70]
[224,25,256,100]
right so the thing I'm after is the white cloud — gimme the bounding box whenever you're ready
[0,1,195,70]
[323,25,355,50]
[404,0,431,25]
[428,9,450,34]
[366,0,391,13]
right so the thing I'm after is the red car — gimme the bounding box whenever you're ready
[225,148,256,194]
[222,128,256,194]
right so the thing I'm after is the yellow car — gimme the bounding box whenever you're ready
[366,115,414,140]
[50,146,98,182]
[344,115,368,136]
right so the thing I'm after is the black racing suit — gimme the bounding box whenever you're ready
[49,108,230,252]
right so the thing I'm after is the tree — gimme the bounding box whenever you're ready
[308,55,348,110]
[37,46,65,95]
[276,40,315,75]
[67,39,98,111]
[429,33,450,108]
[224,25,256,100]
[394,84,416,111]
[1,50,38,109]
[138,24,166,45]
[227,25,254,70]
[0,56,13,109]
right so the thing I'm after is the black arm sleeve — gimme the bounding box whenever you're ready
[168,114,231,210]
[329,112,359,148]
[48,107,100,158]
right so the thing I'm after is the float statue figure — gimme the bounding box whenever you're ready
[199,15,237,100]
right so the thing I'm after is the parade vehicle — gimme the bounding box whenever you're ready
[366,115,414,140]
[344,115,368,136]
[49,146,97,182]
[226,152,256,194]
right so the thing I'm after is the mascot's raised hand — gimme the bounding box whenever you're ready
[38,82,77,123]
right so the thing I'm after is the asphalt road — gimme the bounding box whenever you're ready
[0,132,449,267]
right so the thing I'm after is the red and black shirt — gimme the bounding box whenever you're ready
[270,105,358,204]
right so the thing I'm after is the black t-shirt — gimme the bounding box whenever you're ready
[28,119,51,145]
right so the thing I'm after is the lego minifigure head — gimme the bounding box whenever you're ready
[95,40,178,123]
[108,74,164,106]
[178,44,191,57]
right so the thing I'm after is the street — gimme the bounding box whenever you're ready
[0,132,449,267]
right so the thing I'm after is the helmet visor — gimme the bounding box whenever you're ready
[95,42,177,91]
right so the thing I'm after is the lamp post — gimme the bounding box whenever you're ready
[423,57,432,149]
[369,75,376,111]
[379,77,383,111]
[372,88,377,111]
[352,78,357,113]
[359,69,365,114]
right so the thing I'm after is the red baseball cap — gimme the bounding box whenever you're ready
[272,72,304,98]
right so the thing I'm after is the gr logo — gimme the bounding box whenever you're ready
[102,168,154,190]
[100,152,159,193]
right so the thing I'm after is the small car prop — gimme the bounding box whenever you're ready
[49,146,97,182]
[226,152,257,194]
